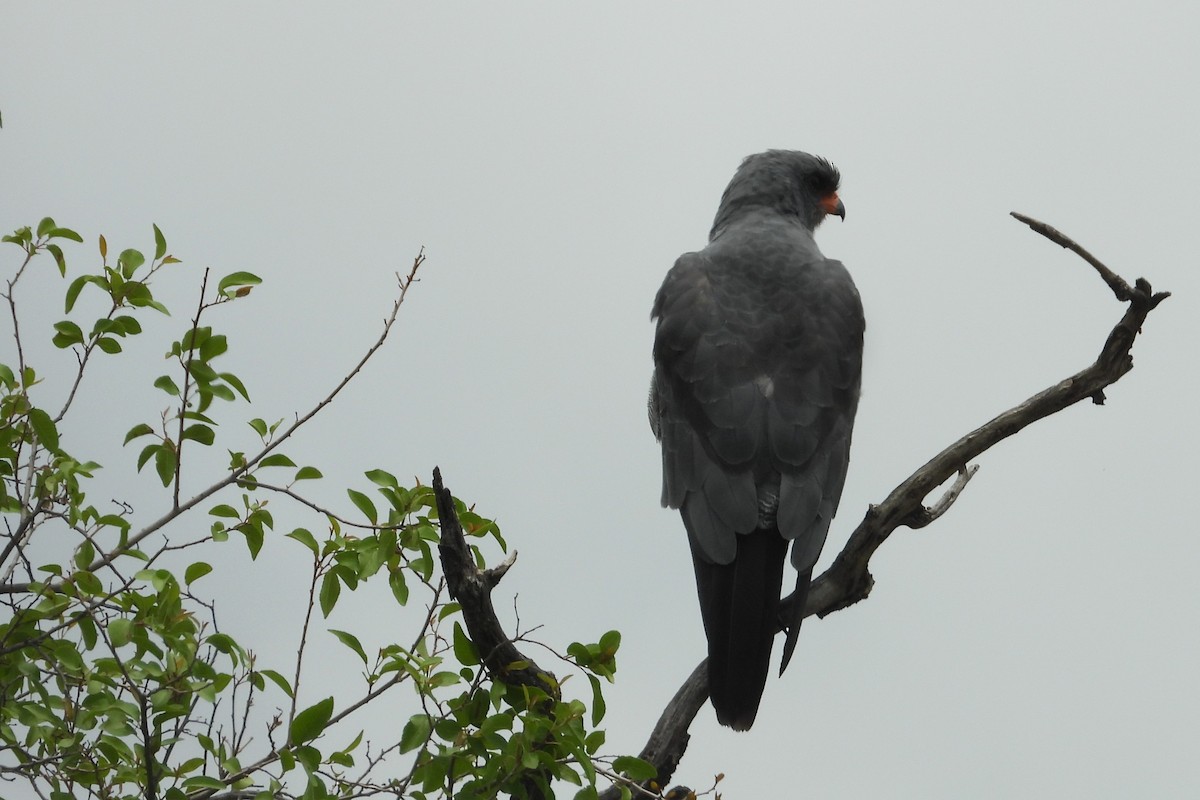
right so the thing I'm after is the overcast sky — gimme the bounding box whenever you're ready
[3,3,1197,798]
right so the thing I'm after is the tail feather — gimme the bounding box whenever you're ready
[778,566,814,674]
[690,528,787,730]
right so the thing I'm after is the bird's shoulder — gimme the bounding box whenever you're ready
[652,239,861,360]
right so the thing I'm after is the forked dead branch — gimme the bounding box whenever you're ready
[435,214,1170,798]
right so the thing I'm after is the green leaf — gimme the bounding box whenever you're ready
[154,444,176,486]
[248,418,269,437]
[91,317,117,336]
[124,423,155,445]
[182,776,226,791]
[95,336,122,354]
[36,217,56,237]
[47,243,66,276]
[294,466,322,481]
[217,271,262,297]
[600,629,621,655]
[182,424,215,445]
[184,562,213,584]
[319,572,340,617]
[49,227,83,243]
[259,668,294,698]
[347,489,377,525]
[452,621,479,666]
[137,443,159,472]
[207,633,238,654]
[584,729,605,755]
[388,568,409,606]
[28,408,59,451]
[587,674,606,726]
[259,453,296,468]
[220,371,250,401]
[364,469,398,488]
[113,315,142,335]
[153,224,167,260]
[108,618,133,647]
[287,528,319,556]
[52,320,84,348]
[99,234,108,259]
[152,376,180,397]
[399,714,432,754]
[65,275,90,312]
[289,696,334,745]
[612,756,656,782]
[209,504,240,518]
[73,570,103,596]
[329,629,368,665]
[118,248,145,278]
[183,324,210,352]
[240,523,264,559]
[199,334,228,361]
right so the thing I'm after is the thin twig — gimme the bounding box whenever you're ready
[174,269,211,509]
[288,553,322,733]
[251,482,401,531]
[3,244,36,378]
[0,250,425,595]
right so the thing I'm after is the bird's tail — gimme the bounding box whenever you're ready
[691,528,787,731]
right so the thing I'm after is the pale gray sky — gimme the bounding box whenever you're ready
[3,3,1197,797]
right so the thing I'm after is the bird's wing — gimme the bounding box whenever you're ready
[651,249,863,567]
[651,250,759,565]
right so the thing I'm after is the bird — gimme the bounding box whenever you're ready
[649,150,864,730]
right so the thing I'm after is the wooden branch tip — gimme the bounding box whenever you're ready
[1010,211,1135,303]
[483,550,517,588]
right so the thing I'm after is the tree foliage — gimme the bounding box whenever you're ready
[0,221,649,800]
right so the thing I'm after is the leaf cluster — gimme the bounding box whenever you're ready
[0,222,639,800]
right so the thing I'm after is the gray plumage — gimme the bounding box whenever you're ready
[650,150,863,730]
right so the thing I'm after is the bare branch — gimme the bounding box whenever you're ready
[617,214,1169,792]
[1009,212,1170,309]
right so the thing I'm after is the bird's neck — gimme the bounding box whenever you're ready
[710,207,816,244]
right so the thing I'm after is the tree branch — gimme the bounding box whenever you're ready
[608,213,1170,795]
[433,467,558,800]
[433,467,558,699]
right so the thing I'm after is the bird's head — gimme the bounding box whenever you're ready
[711,149,844,237]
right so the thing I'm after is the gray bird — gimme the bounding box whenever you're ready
[649,150,863,730]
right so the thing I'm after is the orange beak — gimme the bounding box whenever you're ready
[821,192,846,221]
